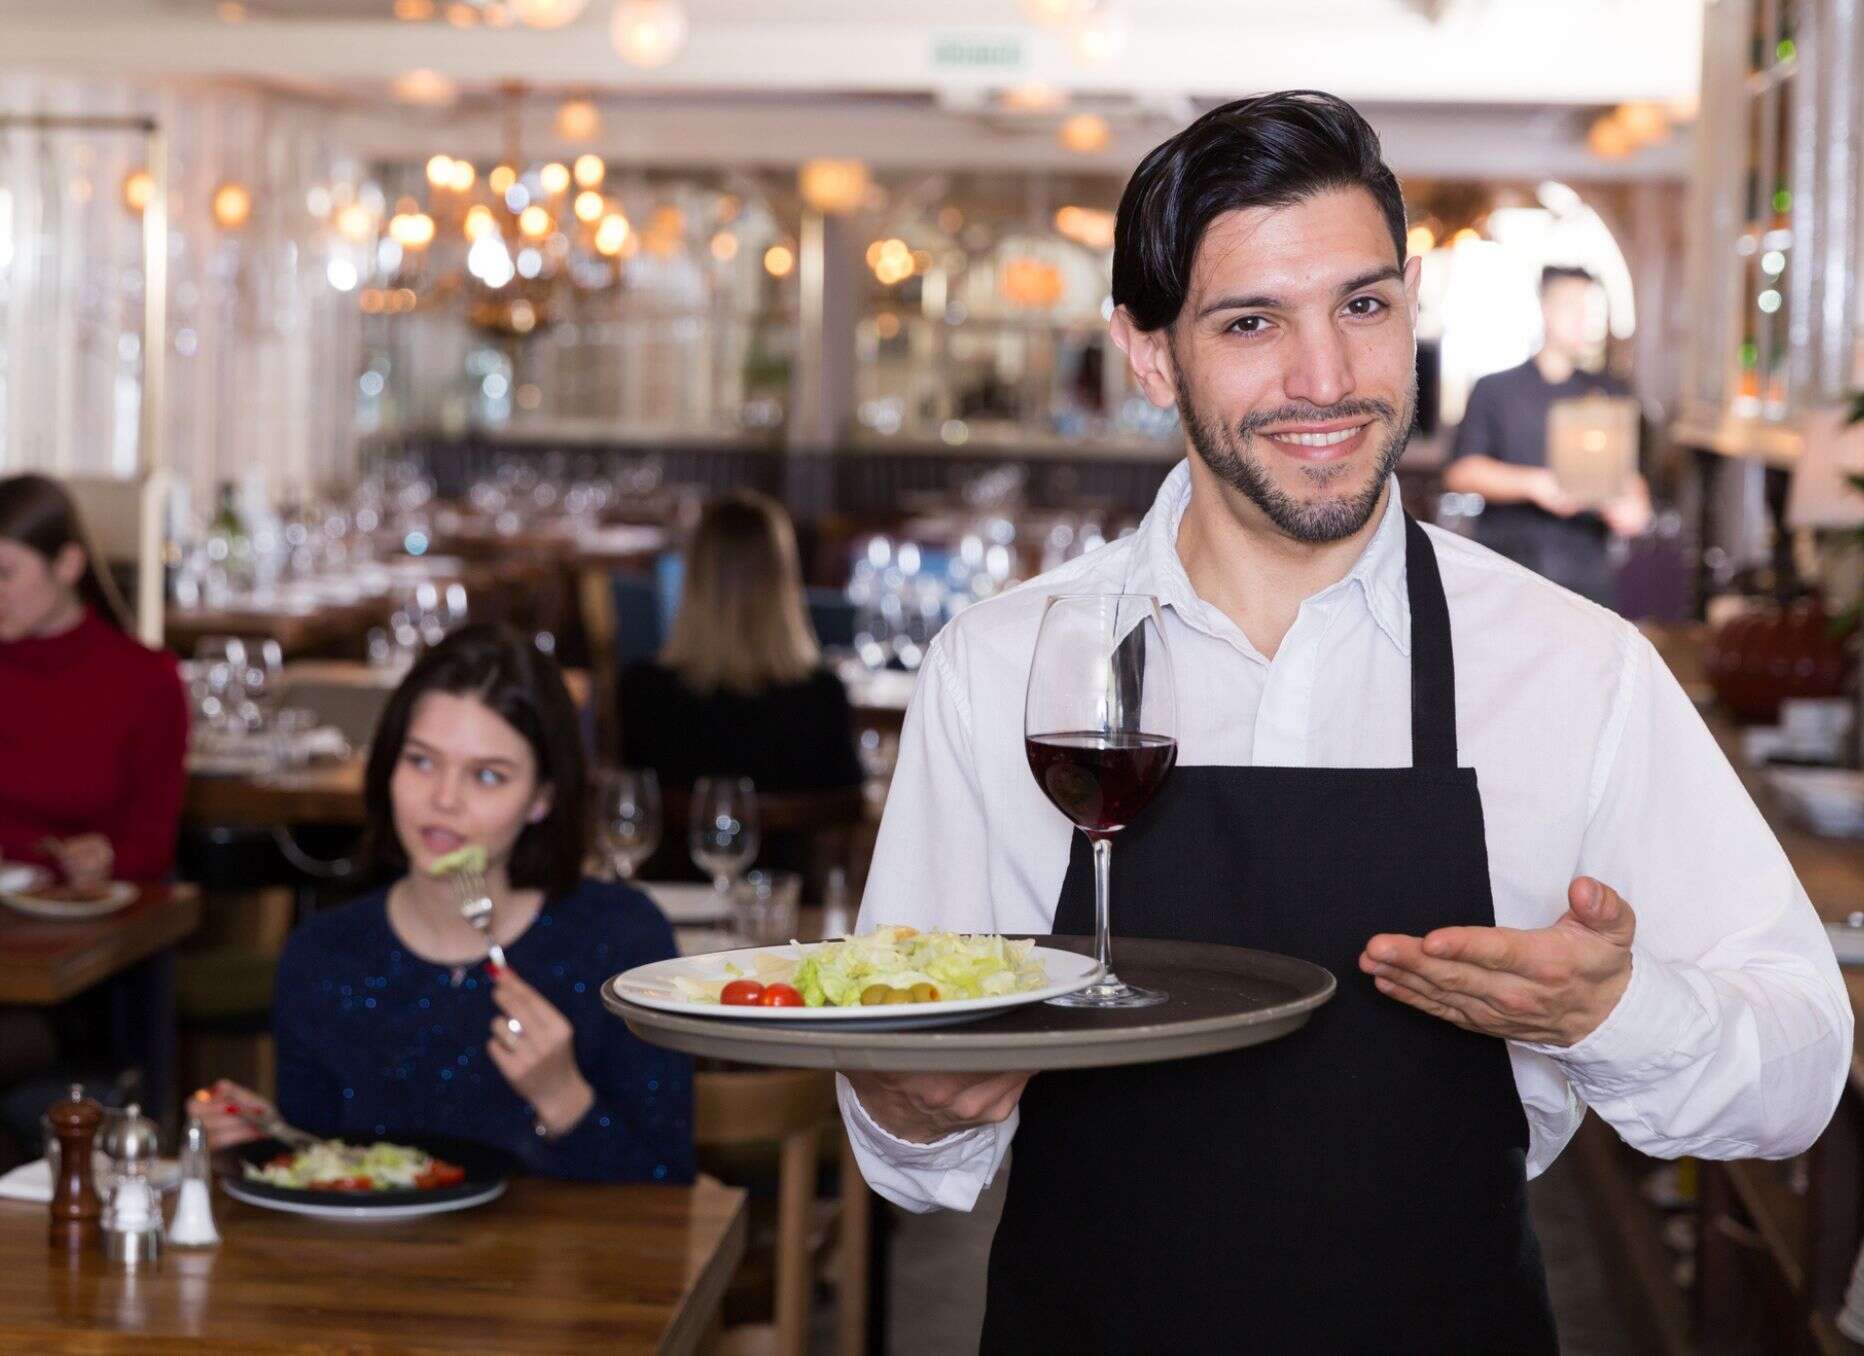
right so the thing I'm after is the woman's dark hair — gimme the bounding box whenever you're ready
[0,473,133,630]
[1112,90,1408,333]
[363,623,587,897]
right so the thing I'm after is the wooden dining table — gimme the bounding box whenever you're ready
[0,884,202,1123]
[0,1175,747,1354]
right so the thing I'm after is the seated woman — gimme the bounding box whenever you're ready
[201,624,693,1183]
[619,490,863,794]
[0,474,187,885]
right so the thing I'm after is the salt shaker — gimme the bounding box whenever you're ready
[45,1083,103,1249]
[100,1103,163,1268]
[166,1117,220,1248]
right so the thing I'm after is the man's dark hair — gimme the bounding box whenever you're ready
[1111,90,1407,333]
[1540,264,1600,292]
[363,622,588,897]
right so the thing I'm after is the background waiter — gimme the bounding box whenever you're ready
[1443,265,1653,606]
[837,92,1849,1353]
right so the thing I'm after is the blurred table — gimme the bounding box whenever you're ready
[183,662,591,830]
[0,884,201,1124]
[165,596,394,659]
[842,665,916,734]
[0,884,200,1005]
[0,1175,746,1354]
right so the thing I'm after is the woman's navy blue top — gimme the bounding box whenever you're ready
[271,877,694,1184]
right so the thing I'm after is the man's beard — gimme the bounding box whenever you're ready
[1180,383,1415,544]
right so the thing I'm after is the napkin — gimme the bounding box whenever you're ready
[0,1157,52,1203]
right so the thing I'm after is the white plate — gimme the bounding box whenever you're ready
[220,1176,506,1221]
[0,863,50,895]
[610,942,1102,1030]
[644,881,733,925]
[0,881,138,920]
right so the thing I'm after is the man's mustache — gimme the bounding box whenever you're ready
[1236,398,1397,437]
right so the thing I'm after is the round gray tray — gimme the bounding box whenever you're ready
[604,936,1336,1072]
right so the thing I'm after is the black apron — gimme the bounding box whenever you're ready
[982,515,1557,1355]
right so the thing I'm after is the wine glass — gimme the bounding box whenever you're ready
[595,767,662,880]
[237,637,285,731]
[688,776,760,897]
[1025,593,1178,1007]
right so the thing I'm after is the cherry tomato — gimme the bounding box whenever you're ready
[758,983,804,1007]
[720,979,765,1006]
[416,1162,466,1189]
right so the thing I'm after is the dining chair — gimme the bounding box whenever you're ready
[695,1069,870,1356]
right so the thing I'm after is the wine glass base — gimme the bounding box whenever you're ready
[1047,976,1168,1009]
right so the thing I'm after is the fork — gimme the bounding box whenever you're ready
[451,866,507,971]
[210,1095,321,1150]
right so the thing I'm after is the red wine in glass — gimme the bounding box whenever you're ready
[1025,732,1178,836]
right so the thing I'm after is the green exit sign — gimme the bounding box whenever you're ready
[932,33,1026,70]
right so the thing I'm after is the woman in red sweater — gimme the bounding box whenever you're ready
[0,475,188,884]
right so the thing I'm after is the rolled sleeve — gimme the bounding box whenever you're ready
[1542,634,1852,1159]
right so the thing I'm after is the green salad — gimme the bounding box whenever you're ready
[791,926,1050,1007]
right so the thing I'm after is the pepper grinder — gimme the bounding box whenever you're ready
[99,1102,163,1268]
[45,1084,102,1249]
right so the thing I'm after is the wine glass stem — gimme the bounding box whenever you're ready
[1091,834,1114,981]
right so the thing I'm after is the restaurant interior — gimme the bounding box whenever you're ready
[0,0,1862,1352]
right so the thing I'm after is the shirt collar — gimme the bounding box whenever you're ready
[1125,459,1413,657]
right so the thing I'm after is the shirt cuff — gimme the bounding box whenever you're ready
[836,1074,1009,1213]
[1517,949,1713,1099]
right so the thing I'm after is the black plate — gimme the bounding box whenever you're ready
[221,1133,514,1212]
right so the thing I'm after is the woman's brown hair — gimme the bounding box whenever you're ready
[659,490,820,695]
[0,474,133,630]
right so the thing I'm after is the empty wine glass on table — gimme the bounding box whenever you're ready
[688,776,760,899]
[595,767,662,880]
[1025,593,1179,1007]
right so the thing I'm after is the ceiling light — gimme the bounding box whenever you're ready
[514,0,589,26]
[1058,113,1110,154]
[555,99,601,141]
[391,70,458,107]
[573,153,606,188]
[425,155,455,188]
[539,162,572,196]
[611,0,688,69]
[120,169,155,216]
[710,231,739,261]
[1072,3,1128,68]
[595,212,631,255]
[799,159,870,215]
[393,0,436,18]
[389,212,437,248]
[574,190,606,223]
[763,243,795,278]
[519,205,553,238]
[212,182,252,230]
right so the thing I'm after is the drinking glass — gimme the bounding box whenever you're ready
[193,635,247,732]
[1025,594,1178,1007]
[595,767,662,880]
[688,776,760,896]
[730,868,801,946]
[237,637,285,730]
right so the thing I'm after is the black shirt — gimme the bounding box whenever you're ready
[1449,358,1630,603]
[618,662,864,795]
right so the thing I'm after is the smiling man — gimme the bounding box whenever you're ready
[839,93,1849,1352]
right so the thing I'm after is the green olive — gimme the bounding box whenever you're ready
[860,985,891,1006]
[882,987,913,1004]
[910,982,939,1003]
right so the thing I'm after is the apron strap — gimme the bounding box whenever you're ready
[1403,514,1459,769]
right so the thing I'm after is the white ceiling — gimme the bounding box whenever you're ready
[0,0,1699,178]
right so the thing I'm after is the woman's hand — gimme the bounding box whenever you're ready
[191,1079,272,1151]
[486,966,595,1136]
[45,834,113,886]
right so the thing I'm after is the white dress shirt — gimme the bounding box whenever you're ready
[839,460,1853,1214]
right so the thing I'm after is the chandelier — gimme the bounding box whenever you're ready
[364,88,639,337]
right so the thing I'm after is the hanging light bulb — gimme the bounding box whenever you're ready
[539,162,572,196]
[212,182,253,230]
[1058,113,1111,154]
[391,69,458,107]
[448,160,476,192]
[610,0,688,69]
[574,190,606,223]
[389,212,437,248]
[425,155,454,187]
[335,203,375,242]
[798,159,870,215]
[120,168,155,215]
[1072,3,1128,68]
[554,98,601,142]
[514,0,590,27]
[763,243,795,278]
[489,164,518,195]
[594,212,631,256]
[1020,0,1090,26]
[464,204,498,241]
[519,205,553,239]
[573,153,606,188]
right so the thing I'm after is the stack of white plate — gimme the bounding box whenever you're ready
[1767,767,1864,839]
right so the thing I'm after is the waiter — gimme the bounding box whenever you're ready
[1443,265,1653,605]
[838,92,1850,1353]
